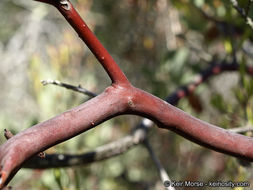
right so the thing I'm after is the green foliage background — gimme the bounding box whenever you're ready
[0,0,253,189]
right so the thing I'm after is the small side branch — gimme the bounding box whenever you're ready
[24,125,148,168]
[41,79,97,97]
[229,126,253,134]
[144,140,174,190]
[166,61,253,105]
[230,0,253,30]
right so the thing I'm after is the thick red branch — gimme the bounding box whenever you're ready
[130,87,253,161]
[0,85,130,188]
[36,0,129,85]
[1,84,253,188]
[1,0,253,189]
[22,61,253,169]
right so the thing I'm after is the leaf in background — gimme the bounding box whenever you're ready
[210,93,227,113]
[234,88,247,105]
[244,77,253,98]
[246,105,253,125]
[188,93,203,113]
[28,54,44,96]
[239,56,247,83]
[53,169,63,190]
[224,39,232,53]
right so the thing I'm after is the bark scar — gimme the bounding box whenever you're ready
[59,0,70,11]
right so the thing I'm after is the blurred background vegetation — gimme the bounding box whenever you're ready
[0,0,253,189]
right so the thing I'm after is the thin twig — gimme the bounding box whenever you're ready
[245,0,252,16]
[2,187,12,190]
[143,140,175,190]
[41,79,97,97]
[230,0,253,30]
[228,126,253,133]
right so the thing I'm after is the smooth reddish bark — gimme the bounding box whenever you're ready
[130,87,253,160]
[0,0,253,188]
[0,85,130,187]
[35,0,129,85]
[1,84,253,188]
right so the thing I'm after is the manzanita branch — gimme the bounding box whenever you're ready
[23,124,148,168]
[1,0,253,189]
[3,129,45,159]
[35,0,129,85]
[0,86,130,188]
[23,60,253,169]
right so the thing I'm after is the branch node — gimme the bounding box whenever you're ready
[128,99,134,108]
[3,129,13,140]
[59,0,70,11]
[38,152,46,159]
[3,129,46,159]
